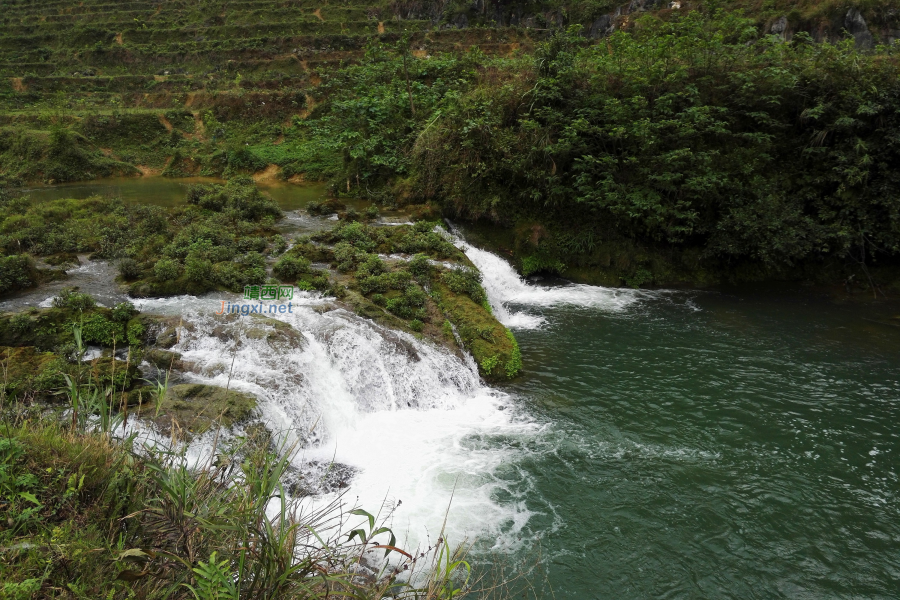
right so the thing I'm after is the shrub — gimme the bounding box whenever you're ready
[363,205,380,221]
[521,254,565,277]
[212,262,247,292]
[271,235,288,255]
[403,285,427,307]
[117,258,141,280]
[185,253,213,283]
[81,313,125,346]
[272,255,310,281]
[9,313,31,334]
[441,267,487,305]
[186,178,280,222]
[110,301,137,323]
[355,254,385,279]
[153,258,181,282]
[0,255,36,295]
[408,253,432,280]
[52,288,96,311]
[333,242,363,272]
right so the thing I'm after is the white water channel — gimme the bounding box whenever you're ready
[448,228,647,330]
[71,234,652,555]
[131,292,540,554]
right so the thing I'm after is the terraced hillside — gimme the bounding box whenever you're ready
[4,0,897,187]
[0,0,543,184]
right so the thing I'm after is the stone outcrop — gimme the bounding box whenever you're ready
[845,8,875,49]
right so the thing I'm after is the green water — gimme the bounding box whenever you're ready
[19,177,330,210]
[501,287,899,598]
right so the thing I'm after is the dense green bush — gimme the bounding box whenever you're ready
[81,313,124,346]
[52,288,95,311]
[0,254,36,294]
[117,258,141,281]
[186,178,280,222]
[441,267,487,305]
[409,14,900,278]
[153,258,181,281]
[272,255,310,281]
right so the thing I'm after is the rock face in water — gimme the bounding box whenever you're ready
[130,383,257,436]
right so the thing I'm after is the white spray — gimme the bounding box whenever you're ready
[446,227,646,329]
[134,293,542,553]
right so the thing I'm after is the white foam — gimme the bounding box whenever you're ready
[134,295,540,553]
[447,229,645,329]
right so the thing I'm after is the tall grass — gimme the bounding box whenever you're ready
[0,372,479,600]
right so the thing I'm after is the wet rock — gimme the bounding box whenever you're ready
[247,314,307,351]
[145,383,257,436]
[845,8,875,49]
[306,198,347,216]
[286,460,358,496]
[138,315,188,348]
[145,348,183,370]
[380,329,421,362]
[210,313,306,351]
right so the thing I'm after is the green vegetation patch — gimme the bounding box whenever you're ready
[0,126,138,185]
[0,178,286,298]
[289,219,520,380]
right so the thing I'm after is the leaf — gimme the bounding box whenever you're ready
[372,544,412,559]
[116,548,155,564]
[346,528,367,543]
[350,508,375,531]
[116,569,150,582]
[19,491,41,506]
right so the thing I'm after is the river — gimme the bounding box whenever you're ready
[13,181,900,598]
[464,240,900,598]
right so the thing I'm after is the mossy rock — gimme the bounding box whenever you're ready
[43,253,81,268]
[432,281,521,381]
[0,306,143,351]
[0,308,78,350]
[246,314,307,351]
[207,313,307,351]
[144,383,257,436]
[0,345,66,399]
[0,345,138,400]
[82,356,140,391]
[136,314,187,348]
[144,348,183,370]
[307,198,346,215]
[128,277,216,298]
[286,241,334,264]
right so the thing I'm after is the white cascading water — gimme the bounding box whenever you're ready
[132,293,541,554]
[446,227,646,329]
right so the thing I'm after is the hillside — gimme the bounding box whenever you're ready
[1,0,895,184]
[2,0,900,292]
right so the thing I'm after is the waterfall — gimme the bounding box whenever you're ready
[133,293,541,553]
[446,226,646,329]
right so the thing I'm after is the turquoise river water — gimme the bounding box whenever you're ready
[487,280,900,598]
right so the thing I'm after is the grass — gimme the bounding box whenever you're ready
[0,410,478,599]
